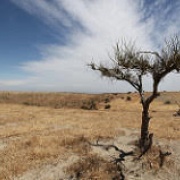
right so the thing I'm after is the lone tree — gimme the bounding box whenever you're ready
[89,36,180,152]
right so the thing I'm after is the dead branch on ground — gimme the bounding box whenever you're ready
[88,138,134,179]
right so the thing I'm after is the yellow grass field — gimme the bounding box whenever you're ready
[0,91,180,179]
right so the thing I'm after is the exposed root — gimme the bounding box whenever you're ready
[66,136,174,179]
[88,137,134,179]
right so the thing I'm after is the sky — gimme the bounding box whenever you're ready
[0,0,179,93]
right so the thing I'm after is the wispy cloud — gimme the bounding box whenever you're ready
[7,0,180,92]
[140,0,180,46]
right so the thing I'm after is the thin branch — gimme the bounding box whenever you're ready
[138,51,163,61]
[89,36,180,107]
[124,77,140,91]
[88,138,123,152]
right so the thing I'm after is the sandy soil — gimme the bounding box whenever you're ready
[14,128,180,180]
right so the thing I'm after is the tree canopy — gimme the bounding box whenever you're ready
[90,36,180,104]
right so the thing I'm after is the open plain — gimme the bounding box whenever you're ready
[0,91,180,179]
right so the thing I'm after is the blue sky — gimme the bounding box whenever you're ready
[0,1,60,78]
[0,0,179,92]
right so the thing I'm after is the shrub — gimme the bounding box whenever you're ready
[164,100,171,104]
[173,109,180,116]
[66,154,119,179]
[23,102,31,106]
[81,105,89,110]
[104,104,111,109]
[104,98,110,103]
[81,100,97,110]
[126,96,131,101]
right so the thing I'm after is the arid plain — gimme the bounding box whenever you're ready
[0,91,180,179]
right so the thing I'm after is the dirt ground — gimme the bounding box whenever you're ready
[0,92,179,179]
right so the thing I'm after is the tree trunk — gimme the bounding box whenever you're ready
[140,104,151,152]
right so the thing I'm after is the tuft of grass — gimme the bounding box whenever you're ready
[60,135,91,155]
[139,145,175,171]
[66,154,119,179]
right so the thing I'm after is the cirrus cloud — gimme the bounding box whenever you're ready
[5,0,180,92]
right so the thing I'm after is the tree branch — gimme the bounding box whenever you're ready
[138,51,163,61]
[89,36,180,106]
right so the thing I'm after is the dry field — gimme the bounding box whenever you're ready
[0,91,180,179]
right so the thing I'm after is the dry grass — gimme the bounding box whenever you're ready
[66,153,119,179]
[0,91,179,179]
[0,91,118,109]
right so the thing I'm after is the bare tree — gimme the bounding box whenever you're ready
[89,36,180,152]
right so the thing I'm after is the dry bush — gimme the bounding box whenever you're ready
[104,97,110,103]
[104,104,111,109]
[60,135,91,155]
[126,96,132,101]
[66,154,119,179]
[164,100,171,104]
[81,100,97,110]
[134,145,174,172]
